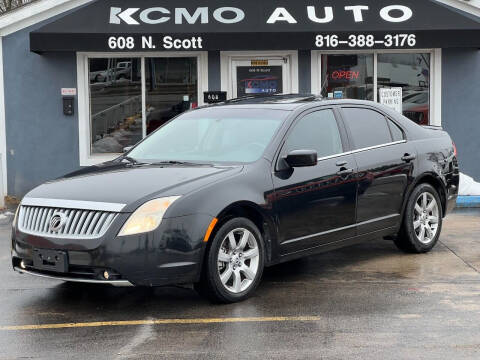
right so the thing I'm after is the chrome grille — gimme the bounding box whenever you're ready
[18,206,119,239]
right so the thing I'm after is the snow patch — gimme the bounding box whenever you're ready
[459,173,480,196]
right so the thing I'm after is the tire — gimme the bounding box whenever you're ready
[195,217,265,303]
[394,183,443,253]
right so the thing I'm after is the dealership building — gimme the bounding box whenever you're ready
[0,0,479,199]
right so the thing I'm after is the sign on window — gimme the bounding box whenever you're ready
[379,87,403,113]
[236,66,283,97]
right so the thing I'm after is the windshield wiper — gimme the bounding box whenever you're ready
[153,160,204,166]
[120,156,141,165]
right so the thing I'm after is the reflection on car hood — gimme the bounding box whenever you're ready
[24,163,242,210]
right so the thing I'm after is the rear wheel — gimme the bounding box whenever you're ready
[394,183,443,253]
[195,218,264,303]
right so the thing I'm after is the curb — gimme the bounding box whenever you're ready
[456,196,480,208]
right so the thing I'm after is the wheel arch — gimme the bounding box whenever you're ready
[207,201,277,266]
[404,173,448,218]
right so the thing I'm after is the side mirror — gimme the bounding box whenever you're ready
[284,150,318,168]
[123,146,133,153]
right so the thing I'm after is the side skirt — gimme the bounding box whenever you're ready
[270,226,398,266]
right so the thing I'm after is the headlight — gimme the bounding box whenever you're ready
[118,196,180,236]
[12,205,20,227]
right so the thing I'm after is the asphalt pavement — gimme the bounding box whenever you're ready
[0,210,479,359]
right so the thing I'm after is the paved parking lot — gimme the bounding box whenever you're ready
[0,210,479,359]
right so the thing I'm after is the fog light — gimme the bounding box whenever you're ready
[20,260,26,269]
[103,271,110,280]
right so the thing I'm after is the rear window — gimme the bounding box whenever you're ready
[342,108,392,150]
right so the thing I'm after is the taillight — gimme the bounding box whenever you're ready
[452,141,457,157]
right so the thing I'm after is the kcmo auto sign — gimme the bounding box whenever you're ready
[109,5,413,25]
[29,0,480,52]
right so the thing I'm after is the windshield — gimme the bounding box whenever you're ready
[127,107,288,164]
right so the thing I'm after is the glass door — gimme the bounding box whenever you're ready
[231,58,290,98]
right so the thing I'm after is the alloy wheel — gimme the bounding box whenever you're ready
[217,228,260,294]
[413,192,440,244]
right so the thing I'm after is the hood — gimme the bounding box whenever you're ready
[24,162,242,211]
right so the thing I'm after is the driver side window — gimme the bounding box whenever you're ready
[284,109,343,159]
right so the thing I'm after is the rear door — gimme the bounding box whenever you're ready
[272,108,358,254]
[340,106,416,234]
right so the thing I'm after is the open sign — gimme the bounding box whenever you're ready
[331,71,360,80]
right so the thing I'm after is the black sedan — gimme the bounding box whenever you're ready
[11,95,459,303]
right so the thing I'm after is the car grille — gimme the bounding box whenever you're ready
[17,206,119,239]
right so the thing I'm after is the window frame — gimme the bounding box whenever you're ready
[275,106,348,171]
[340,106,395,151]
[220,50,299,100]
[77,51,208,166]
[311,49,442,127]
[386,116,406,142]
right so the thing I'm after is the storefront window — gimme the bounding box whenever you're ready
[88,57,199,154]
[89,58,142,154]
[377,53,430,125]
[145,57,198,135]
[321,54,374,101]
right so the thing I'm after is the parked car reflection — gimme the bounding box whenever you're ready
[90,61,132,83]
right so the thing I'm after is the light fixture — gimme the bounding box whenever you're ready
[118,196,180,236]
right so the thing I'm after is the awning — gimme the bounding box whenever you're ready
[30,0,480,53]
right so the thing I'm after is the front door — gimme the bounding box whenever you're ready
[272,108,358,255]
[231,57,290,98]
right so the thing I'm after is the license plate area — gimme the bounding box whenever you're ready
[33,249,68,273]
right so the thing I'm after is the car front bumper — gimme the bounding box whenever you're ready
[13,266,134,286]
[11,213,213,287]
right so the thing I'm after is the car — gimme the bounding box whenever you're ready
[90,61,132,83]
[11,94,459,303]
[404,104,429,125]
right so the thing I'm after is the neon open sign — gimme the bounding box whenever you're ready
[331,71,360,80]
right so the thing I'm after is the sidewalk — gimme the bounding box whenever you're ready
[0,203,15,226]
[457,196,480,208]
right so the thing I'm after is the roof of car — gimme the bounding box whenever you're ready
[194,94,423,137]
[201,94,383,111]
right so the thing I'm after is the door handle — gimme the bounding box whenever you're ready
[336,161,348,167]
[401,153,416,162]
[337,168,354,176]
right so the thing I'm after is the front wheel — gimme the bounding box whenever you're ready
[394,183,443,253]
[195,218,264,303]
